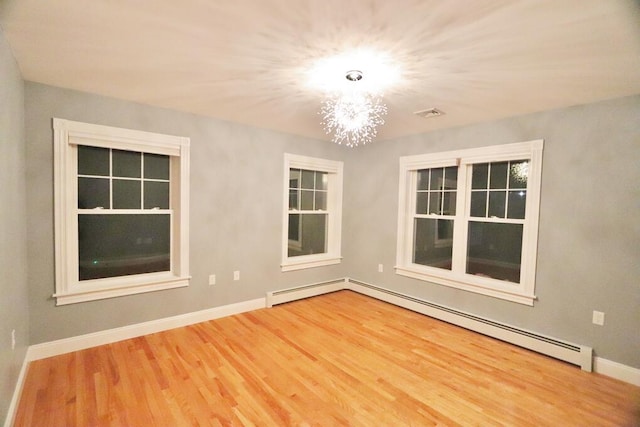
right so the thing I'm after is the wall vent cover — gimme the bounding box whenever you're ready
[414,108,445,118]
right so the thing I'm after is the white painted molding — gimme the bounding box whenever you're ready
[281,153,344,272]
[52,118,191,306]
[266,277,640,385]
[266,278,347,307]
[7,298,265,425]
[594,357,640,386]
[8,280,638,427]
[3,354,29,427]
[395,140,544,306]
[27,297,265,361]
[345,278,591,371]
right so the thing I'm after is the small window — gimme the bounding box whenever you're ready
[53,119,190,305]
[396,140,543,305]
[282,154,343,271]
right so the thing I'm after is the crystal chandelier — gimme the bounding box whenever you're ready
[320,70,388,148]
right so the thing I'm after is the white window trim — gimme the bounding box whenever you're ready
[53,119,190,305]
[281,153,343,272]
[395,140,543,305]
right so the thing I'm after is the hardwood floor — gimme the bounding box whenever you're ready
[14,291,640,426]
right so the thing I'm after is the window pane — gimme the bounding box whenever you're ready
[489,162,508,189]
[288,213,327,257]
[442,191,456,215]
[289,189,299,210]
[417,170,430,191]
[144,181,169,209]
[470,191,487,217]
[78,145,109,176]
[430,168,443,191]
[466,221,522,283]
[113,180,141,209]
[413,218,453,270]
[443,166,458,189]
[507,190,527,219]
[289,169,301,188]
[416,192,428,214]
[78,177,110,209]
[428,192,440,214]
[488,191,506,218]
[301,190,314,210]
[315,190,327,210]
[78,214,170,280]
[471,163,488,189]
[509,161,528,189]
[144,153,170,180]
[288,213,300,242]
[316,172,328,191]
[301,170,315,189]
[113,149,141,178]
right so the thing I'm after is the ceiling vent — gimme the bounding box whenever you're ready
[414,108,445,119]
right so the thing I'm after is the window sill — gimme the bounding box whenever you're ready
[394,265,536,306]
[281,256,342,272]
[54,275,190,305]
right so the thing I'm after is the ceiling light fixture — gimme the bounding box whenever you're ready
[345,70,363,81]
[320,70,388,148]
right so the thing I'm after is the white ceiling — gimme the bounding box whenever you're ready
[1,0,639,142]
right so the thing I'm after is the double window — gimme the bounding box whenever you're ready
[396,140,543,305]
[53,119,190,305]
[282,154,343,271]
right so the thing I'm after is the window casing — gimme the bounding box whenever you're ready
[53,119,190,305]
[282,154,343,271]
[396,140,543,305]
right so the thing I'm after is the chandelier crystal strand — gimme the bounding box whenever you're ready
[320,91,387,147]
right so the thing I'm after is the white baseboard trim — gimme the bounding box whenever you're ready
[27,297,266,362]
[594,357,640,386]
[266,278,347,307]
[3,353,29,427]
[265,277,640,386]
[346,279,592,371]
[12,278,639,427]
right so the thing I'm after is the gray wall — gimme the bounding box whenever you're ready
[19,80,640,372]
[25,82,348,345]
[342,95,640,368]
[0,28,29,423]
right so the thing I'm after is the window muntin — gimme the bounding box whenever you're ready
[77,147,172,281]
[413,166,458,269]
[282,154,343,272]
[396,140,543,305]
[78,146,170,210]
[470,160,528,220]
[465,160,528,282]
[53,119,190,305]
[288,168,328,257]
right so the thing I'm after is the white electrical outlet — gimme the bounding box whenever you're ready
[233,271,240,281]
[592,311,605,326]
[11,329,16,350]
[378,263,384,273]
[208,274,216,286]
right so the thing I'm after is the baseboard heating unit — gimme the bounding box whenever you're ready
[266,278,593,372]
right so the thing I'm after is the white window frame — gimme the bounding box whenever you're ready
[53,118,190,305]
[395,140,543,305]
[281,154,343,271]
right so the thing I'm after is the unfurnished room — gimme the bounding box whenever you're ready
[1,0,639,425]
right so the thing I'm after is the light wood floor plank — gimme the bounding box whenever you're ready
[13,291,640,426]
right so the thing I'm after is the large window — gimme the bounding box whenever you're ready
[282,154,343,271]
[53,119,190,305]
[396,140,543,305]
